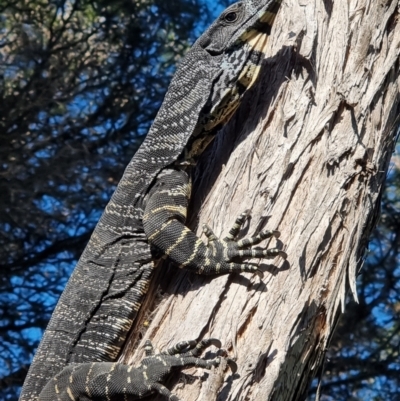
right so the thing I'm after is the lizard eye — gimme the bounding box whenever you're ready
[224,11,238,23]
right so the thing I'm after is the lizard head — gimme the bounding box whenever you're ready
[174,0,282,165]
[198,0,282,56]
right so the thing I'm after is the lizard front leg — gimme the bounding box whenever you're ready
[143,168,286,276]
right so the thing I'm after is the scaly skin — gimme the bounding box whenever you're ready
[20,1,284,400]
[38,339,237,401]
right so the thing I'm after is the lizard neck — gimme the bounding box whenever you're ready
[174,125,217,168]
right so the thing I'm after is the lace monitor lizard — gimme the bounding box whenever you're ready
[20,1,285,400]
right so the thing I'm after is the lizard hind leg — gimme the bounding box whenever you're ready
[132,338,235,400]
[162,340,199,355]
[174,338,238,374]
[187,338,222,357]
[162,338,221,356]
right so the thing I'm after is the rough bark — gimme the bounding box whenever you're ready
[121,0,400,400]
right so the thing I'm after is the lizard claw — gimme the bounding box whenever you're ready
[278,250,287,259]
[208,338,222,349]
[264,248,287,259]
[216,348,238,374]
[227,358,238,374]
[272,230,281,238]
[256,269,264,278]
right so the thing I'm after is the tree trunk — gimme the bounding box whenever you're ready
[121,0,400,400]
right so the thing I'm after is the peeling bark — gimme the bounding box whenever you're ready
[121,0,400,400]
